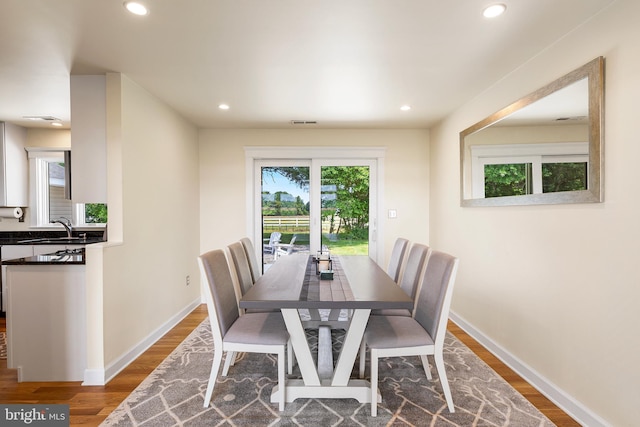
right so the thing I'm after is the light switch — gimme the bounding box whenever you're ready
[388,209,397,219]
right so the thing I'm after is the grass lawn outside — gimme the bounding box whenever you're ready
[323,239,368,255]
[263,232,368,256]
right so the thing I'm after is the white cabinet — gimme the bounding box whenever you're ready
[70,75,107,203]
[0,122,28,207]
[1,244,83,312]
[1,245,34,312]
[6,264,86,381]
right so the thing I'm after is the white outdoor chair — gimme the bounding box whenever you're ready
[275,235,297,258]
[387,237,410,283]
[359,249,459,416]
[198,248,291,410]
[263,232,282,255]
[372,243,429,317]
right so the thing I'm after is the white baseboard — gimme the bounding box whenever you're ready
[83,368,106,386]
[98,298,202,385]
[449,311,610,427]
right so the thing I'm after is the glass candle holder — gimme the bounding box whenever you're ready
[316,250,331,274]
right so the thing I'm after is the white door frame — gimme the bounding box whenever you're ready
[245,146,386,265]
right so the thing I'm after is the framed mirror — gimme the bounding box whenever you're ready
[460,57,604,207]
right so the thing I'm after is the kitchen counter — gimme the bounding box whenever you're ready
[6,260,86,381]
[1,234,100,314]
[3,248,85,265]
[0,230,104,246]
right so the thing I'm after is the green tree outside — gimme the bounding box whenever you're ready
[262,166,370,240]
[85,203,108,223]
[484,162,587,198]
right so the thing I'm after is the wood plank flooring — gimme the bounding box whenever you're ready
[0,306,580,426]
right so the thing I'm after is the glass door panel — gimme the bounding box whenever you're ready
[320,166,370,256]
[253,153,379,270]
[261,166,310,271]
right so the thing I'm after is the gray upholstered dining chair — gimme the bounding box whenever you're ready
[227,241,275,314]
[227,241,288,370]
[240,237,261,283]
[227,241,255,297]
[198,248,291,410]
[359,249,459,416]
[387,237,410,283]
[372,243,429,317]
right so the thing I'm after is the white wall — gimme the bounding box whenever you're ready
[26,128,70,148]
[430,1,640,425]
[198,129,430,267]
[96,74,201,375]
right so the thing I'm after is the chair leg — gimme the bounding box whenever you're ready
[222,351,234,376]
[420,354,432,380]
[370,349,378,417]
[434,352,455,413]
[278,348,286,411]
[203,349,224,408]
[359,340,366,379]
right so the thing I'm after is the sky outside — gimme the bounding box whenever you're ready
[262,169,309,203]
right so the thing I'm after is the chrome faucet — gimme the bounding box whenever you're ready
[51,217,73,238]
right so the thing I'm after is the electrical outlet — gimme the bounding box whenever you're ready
[186,275,190,286]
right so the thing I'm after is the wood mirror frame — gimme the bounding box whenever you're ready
[460,57,604,207]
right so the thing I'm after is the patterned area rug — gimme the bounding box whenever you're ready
[101,320,554,426]
[0,331,6,360]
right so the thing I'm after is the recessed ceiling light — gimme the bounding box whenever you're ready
[483,4,506,18]
[124,1,148,16]
[218,104,230,110]
[51,122,63,127]
[400,105,411,111]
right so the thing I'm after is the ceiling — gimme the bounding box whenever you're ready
[0,0,614,130]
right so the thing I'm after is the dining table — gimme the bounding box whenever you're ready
[239,252,413,406]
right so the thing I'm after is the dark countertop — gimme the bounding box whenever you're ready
[3,248,85,265]
[0,230,104,246]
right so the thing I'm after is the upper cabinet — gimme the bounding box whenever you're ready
[70,75,107,203]
[0,122,28,207]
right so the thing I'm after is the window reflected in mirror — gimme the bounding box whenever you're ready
[473,142,589,198]
[460,57,604,207]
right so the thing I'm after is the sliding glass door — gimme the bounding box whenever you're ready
[255,153,378,272]
[319,165,370,256]
[261,163,310,270]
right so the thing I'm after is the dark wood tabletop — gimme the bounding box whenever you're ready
[239,253,413,311]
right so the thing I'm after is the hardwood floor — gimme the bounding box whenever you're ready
[448,322,580,426]
[0,306,580,426]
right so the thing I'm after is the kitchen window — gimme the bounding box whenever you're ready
[27,149,107,227]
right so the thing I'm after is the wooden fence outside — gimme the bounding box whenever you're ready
[263,216,310,231]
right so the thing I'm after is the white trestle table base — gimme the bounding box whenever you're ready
[271,379,382,403]
[240,254,412,410]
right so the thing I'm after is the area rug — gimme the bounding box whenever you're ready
[0,331,6,360]
[101,320,554,426]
